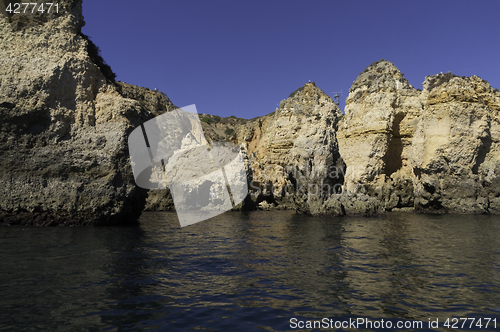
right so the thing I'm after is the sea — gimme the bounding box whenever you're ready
[1,211,500,331]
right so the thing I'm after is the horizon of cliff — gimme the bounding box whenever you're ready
[81,1,500,119]
[115,59,499,122]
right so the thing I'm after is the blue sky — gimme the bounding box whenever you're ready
[82,1,499,118]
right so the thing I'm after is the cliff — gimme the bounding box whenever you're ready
[2,1,499,225]
[337,60,422,211]
[229,60,500,216]
[336,60,500,215]
[411,73,500,213]
[233,83,345,212]
[0,0,173,225]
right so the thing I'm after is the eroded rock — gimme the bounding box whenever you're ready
[0,1,172,225]
[411,74,500,213]
[337,60,422,211]
[233,83,345,213]
[338,59,500,215]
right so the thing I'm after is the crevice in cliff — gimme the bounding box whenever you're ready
[383,112,405,176]
[472,136,492,175]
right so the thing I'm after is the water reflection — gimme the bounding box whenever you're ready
[1,211,500,331]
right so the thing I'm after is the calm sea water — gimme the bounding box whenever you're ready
[1,211,500,331]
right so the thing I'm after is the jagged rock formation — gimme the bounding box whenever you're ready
[0,0,173,225]
[233,83,345,213]
[411,74,500,213]
[1,1,499,225]
[338,60,500,215]
[337,60,422,211]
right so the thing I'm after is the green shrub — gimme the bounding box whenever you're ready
[225,128,234,136]
[201,117,212,124]
[79,33,116,83]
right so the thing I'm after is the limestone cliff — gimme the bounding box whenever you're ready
[337,60,422,211]
[411,74,500,213]
[0,0,171,225]
[337,60,500,215]
[233,83,345,213]
[2,0,499,225]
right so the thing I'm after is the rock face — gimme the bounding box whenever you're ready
[0,0,174,225]
[337,60,422,211]
[114,82,178,212]
[117,82,177,117]
[411,74,500,213]
[197,113,249,143]
[233,83,345,213]
[338,60,500,215]
[144,66,500,217]
[2,3,499,225]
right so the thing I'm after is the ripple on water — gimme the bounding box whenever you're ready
[1,211,500,330]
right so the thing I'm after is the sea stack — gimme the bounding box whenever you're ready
[337,59,422,211]
[337,60,500,214]
[233,82,345,213]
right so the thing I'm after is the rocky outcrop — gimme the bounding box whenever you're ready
[116,82,177,117]
[0,0,172,225]
[144,66,500,217]
[2,1,499,225]
[198,113,249,143]
[337,60,500,215]
[411,74,500,213]
[337,60,422,211]
[113,82,179,212]
[233,83,345,213]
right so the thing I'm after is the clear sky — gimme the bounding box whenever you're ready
[82,0,499,118]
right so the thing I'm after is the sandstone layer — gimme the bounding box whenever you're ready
[337,60,422,211]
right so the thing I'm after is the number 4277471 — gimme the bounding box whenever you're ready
[6,3,59,14]
[444,318,496,329]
